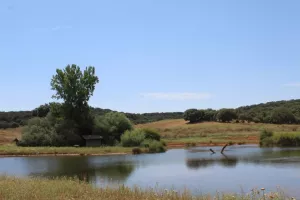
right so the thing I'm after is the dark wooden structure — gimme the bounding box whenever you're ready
[82,135,103,147]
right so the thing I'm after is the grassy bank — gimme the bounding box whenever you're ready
[260,130,300,147]
[0,145,142,156]
[0,176,287,200]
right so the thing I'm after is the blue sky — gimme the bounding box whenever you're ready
[1,0,300,113]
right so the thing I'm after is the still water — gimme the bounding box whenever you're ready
[0,145,299,197]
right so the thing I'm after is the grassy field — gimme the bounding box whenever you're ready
[137,119,300,146]
[0,176,286,200]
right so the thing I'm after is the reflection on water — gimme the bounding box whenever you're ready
[24,156,136,184]
[0,145,300,197]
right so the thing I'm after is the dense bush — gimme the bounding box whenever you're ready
[32,104,51,118]
[93,112,133,145]
[147,140,166,153]
[142,128,161,141]
[259,129,274,147]
[120,129,145,147]
[183,109,205,123]
[19,118,63,147]
[216,109,237,122]
[0,121,19,129]
[202,109,217,121]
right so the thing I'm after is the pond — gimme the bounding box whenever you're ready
[0,145,300,197]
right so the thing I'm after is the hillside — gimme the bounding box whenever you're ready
[236,99,300,122]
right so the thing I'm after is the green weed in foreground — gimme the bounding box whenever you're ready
[260,130,300,147]
[0,176,289,200]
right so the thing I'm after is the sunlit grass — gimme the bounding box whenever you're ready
[0,145,140,156]
[0,176,289,200]
[138,120,300,145]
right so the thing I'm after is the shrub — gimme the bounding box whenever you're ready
[132,147,142,154]
[0,121,19,129]
[19,118,63,146]
[10,122,19,128]
[274,133,300,147]
[259,129,274,147]
[121,129,145,147]
[260,129,273,141]
[142,128,161,141]
[94,112,133,144]
[148,140,166,153]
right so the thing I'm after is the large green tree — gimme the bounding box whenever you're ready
[51,64,99,133]
[216,109,237,123]
[183,109,205,123]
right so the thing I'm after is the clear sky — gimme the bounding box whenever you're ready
[1,0,300,113]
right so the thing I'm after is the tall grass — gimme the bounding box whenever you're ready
[260,130,300,147]
[0,176,288,200]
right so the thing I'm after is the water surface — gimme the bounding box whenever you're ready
[0,145,299,197]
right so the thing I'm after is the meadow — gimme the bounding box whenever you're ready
[0,176,287,200]
[137,119,300,147]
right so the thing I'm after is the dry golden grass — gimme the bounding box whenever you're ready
[0,127,22,145]
[137,119,300,146]
[0,176,286,200]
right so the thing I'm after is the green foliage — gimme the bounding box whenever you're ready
[32,104,50,117]
[260,129,274,141]
[270,107,296,124]
[236,99,300,124]
[0,121,19,129]
[260,131,300,147]
[183,109,205,123]
[51,65,99,107]
[50,65,99,134]
[0,111,32,128]
[94,112,133,144]
[202,109,217,121]
[216,109,237,122]
[120,129,145,147]
[19,118,63,147]
[147,140,166,153]
[142,128,161,141]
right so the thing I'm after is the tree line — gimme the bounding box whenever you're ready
[0,107,183,129]
[184,104,299,124]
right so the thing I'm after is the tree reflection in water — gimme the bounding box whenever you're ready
[186,153,238,170]
[25,156,135,184]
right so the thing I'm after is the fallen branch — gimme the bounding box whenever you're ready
[209,149,215,154]
[221,144,228,154]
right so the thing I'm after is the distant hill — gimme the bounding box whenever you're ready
[236,99,300,122]
[1,99,300,128]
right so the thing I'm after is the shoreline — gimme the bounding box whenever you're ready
[0,152,128,157]
[0,142,258,158]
